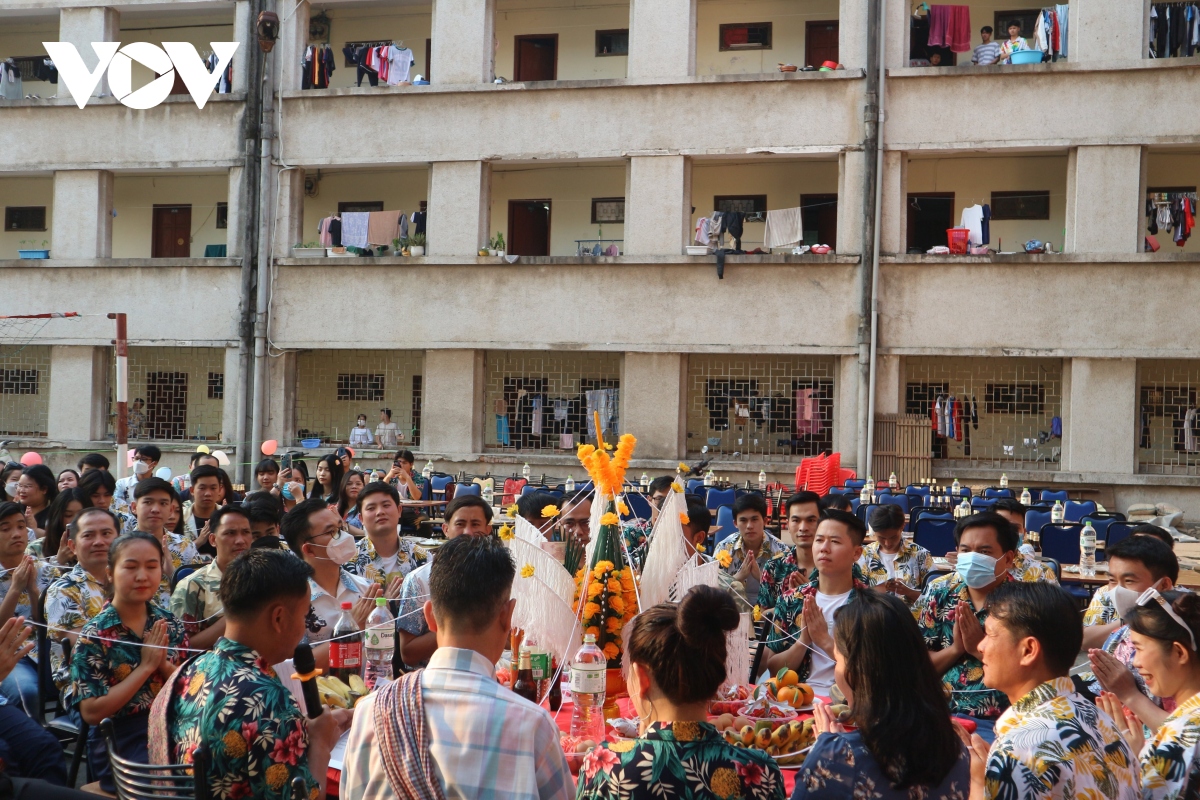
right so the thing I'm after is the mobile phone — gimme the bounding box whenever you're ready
[282,453,293,471]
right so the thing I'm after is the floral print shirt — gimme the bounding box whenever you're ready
[45,565,108,697]
[758,552,868,611]
[714,532,789,608]
[170,560,225,637]
[622,520,653,570]
[1140,693,1200,800]
[1080,626,1172,713]
[69,602,188,718]
[764,574,869,683]
[857,541,933,591]
[985,678,1138,800]
[793,730,971,800]
[351,535,428,589]
[575,720,785,800]
[915,573,1009,720]
[1084,586,1119,627]
[164,638,318,800]
[1010,551,1058,584]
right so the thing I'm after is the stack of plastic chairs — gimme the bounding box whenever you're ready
[794,453,849,495]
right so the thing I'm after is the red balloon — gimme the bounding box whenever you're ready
[261,439,278,456]
[19,452,42,466]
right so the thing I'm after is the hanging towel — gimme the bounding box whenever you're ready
[763,207,805,249]
[366,210,403,246]
[948,5,972,52]
[960,205,984,246]
[927,5,951,47]
[341,212,370,248]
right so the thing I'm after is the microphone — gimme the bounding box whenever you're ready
[291,643,324,719]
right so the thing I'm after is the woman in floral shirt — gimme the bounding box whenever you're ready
[71,532,188,793]
[576,585,784,800]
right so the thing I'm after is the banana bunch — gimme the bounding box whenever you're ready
[318,674,370,709]
[722,719,816,765]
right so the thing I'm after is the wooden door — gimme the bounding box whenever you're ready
[508,200,551,256]
[805,21,840,67]
[152,205,192,258]
[906,192,955,253]
[146,372,188,439]
[800,193,838,248]
[513,35,558,81]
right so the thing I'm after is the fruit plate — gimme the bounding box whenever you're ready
[736,705,799,727]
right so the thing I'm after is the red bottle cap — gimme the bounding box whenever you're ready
[341,601,352,609]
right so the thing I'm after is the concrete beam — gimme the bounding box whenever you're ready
[427,161,491,257]
[628,0,693,79]
[1065,145,1145,254]
[836,354,860,471]
[1063,358,1137,475]
[52,170,113,259]
[624,156,689,256]
[272,167,305,258]
[878,151,905,255]
[430,0,495,84]
[58,7,118,98]
[232,0,251,94]
[838,0,869,70]
[46,346,108,441]
[263,350,296,446]
[620,352,685,459]
[225,166,246,259]
[221,346,242,445]
[279,0,309,93]
[422,349,484,454]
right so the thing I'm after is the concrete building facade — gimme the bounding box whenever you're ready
[2,0,1200,513]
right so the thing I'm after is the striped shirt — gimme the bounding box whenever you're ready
[973,41,1001,64]
[342,646,573,800]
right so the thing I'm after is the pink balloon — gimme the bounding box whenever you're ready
[261,439,278,456]
[346,447,355,458]
[18,451,41,466]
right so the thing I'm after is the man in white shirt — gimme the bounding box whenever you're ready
[374,408,401,449]
[343,534,572,800]
[281,498,381,666]
[113,444,161,513]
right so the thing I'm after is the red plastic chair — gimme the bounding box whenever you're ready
[501,478,526,505]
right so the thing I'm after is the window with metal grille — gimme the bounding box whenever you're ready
[714,195,767,215]
[905,382,949,416]
[985,383,1046,414]
[215,202,228,230]
[1,369,39,395]
[337,374,385,402]
[104,347,226,441]
[208,372,224,400]
[719,22,772,51]
[1138,361,1200,476]
[295,351,424,445]
[5,207,46,232]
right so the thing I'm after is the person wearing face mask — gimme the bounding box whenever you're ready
[349,413,374,447]
[1082,535,1180,732]
[113,445,161,516]
[575,585,783,800]
[1,466,23,505]
[396,495,494,671]
[280,499,380,668]
[914,512,1020,741]
[1102,588,1200,800]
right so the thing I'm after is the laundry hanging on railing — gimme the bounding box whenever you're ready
[205,51,233,93]
[763,207,805,249]
[317,216,342,247]
[1150,3,1200,58]
[1146,191,1196,247]
[927,5,972,53]
[1032,5,1070,60]
[0,59,23,101]
[301,44,335,90]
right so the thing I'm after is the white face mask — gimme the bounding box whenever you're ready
[4,482,18,498]
[1112,586,1140,621]
[133,460,151,476]
[317,531,358,565]
[357,419,366,427]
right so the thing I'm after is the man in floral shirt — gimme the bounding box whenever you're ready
[714,495,788,608]
[757,492,821,610]
[351,482,428,594]
[151,549,350,800]
[133,478,209,606]
[171,506,253,649]
[858,504,932,605]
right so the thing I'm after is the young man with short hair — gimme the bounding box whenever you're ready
[384,449,425,501]
[352,482,428,594]
[557,489,592,549]
[281,499,379,659]
[397,495,493,671]
[969,582,1138,800]
[77,452,110,474]
[916,512,1022,737]
[245,495,284,542]
[153,549,350,799]
[171,505,254,649]
[943,498,1056,584]
[971,25,1000,65]
[0,502,41,713]
[860,503,931,603]
[133,478,206,606]
[516,491,558,533]
[758,491,822,610]
[714,493,787,607]
[113,444,161,515]
[344,535,571,800]
[183,465,223,539]
[173,452,219,502]
[374,408,401,449]
[622,475,674,560]
[765,509,869,696]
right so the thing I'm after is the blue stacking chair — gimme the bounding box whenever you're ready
[452,482,481,497]
[714,506,736,543]
[855,503,882,523]
[971,497,998,512]
[844,479,866,490]
[1025,509,1053,534]
[1040,490,1069,503]
[914,518,957,556]
[983,487,1013,498]
[878,494,910,515]
[706,487,736,511]
[1105,522,1136,550]
[1064,500,1098,523]
[686,479,705,496]
[1039,523,1082,565]
[623,492,652,521]
[906,485,931,498]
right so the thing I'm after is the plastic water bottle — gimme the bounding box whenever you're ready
[482,481,494,505]
[758,470,767,490]
[859,484,871,506]
[889,472,899,491]
[1051,500,1065,524]
[1079,522,1097,577]
[958,497,971,519]
[569,633,607,743]
[703,470,715,488]
[1020,487,1032,506]
[422,461,433,480]
[565,475,575,492]
[364,597,394,689]
[522,463,531,480]
[951,478,961,497]
[1000,473,1009,489]
[640,472,650,489]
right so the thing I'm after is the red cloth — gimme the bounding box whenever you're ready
[949,6,972,52]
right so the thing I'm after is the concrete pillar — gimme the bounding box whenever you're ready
[621,352,686,460]
[1063,358,1137,475]
[221,347,242,444]
[263,350,296,446]
[838,0,869,70]
[1073,0,1150,63]
[232,0,252,93]
[837,150,866,256]
[430,0,495,84]
[624,156,691,256]
[1065,146,1145,254]
[883,0,909,70]
[422,349,484,454]
[52,170,113,259]
[628,0,694,79]
[279,0,309,92]
[58,7,119,98]
[835,355,860,470]
[225,166,246,259]
[272,167,305,258]
[427,161,491,257]
[874,355,902,415]
[47,346,108,441]
[878,152,906,255]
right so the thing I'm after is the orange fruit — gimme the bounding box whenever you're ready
[765,678,779,697]
[777,686,797,706]
[795,683,814,706]
[779,669,800,688]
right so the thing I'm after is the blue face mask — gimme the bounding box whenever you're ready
[956,552,1001,589]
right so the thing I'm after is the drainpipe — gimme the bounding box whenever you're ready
[250,2,276,476]
[864,0,888,477]
[857,0,886,478]
[235,0,265,486]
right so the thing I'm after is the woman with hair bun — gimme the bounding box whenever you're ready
[1103,588,1200,800]
[575,585,784,800]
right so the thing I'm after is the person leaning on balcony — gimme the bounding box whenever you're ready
[997,20,1031,63]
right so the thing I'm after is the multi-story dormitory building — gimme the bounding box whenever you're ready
[1,0,1199,513]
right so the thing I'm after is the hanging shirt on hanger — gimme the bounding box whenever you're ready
[386,46,415,85]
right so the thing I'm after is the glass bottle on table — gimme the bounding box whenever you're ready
[513,648,538,704]
[329,601,364,684]
[548,656,563,711]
